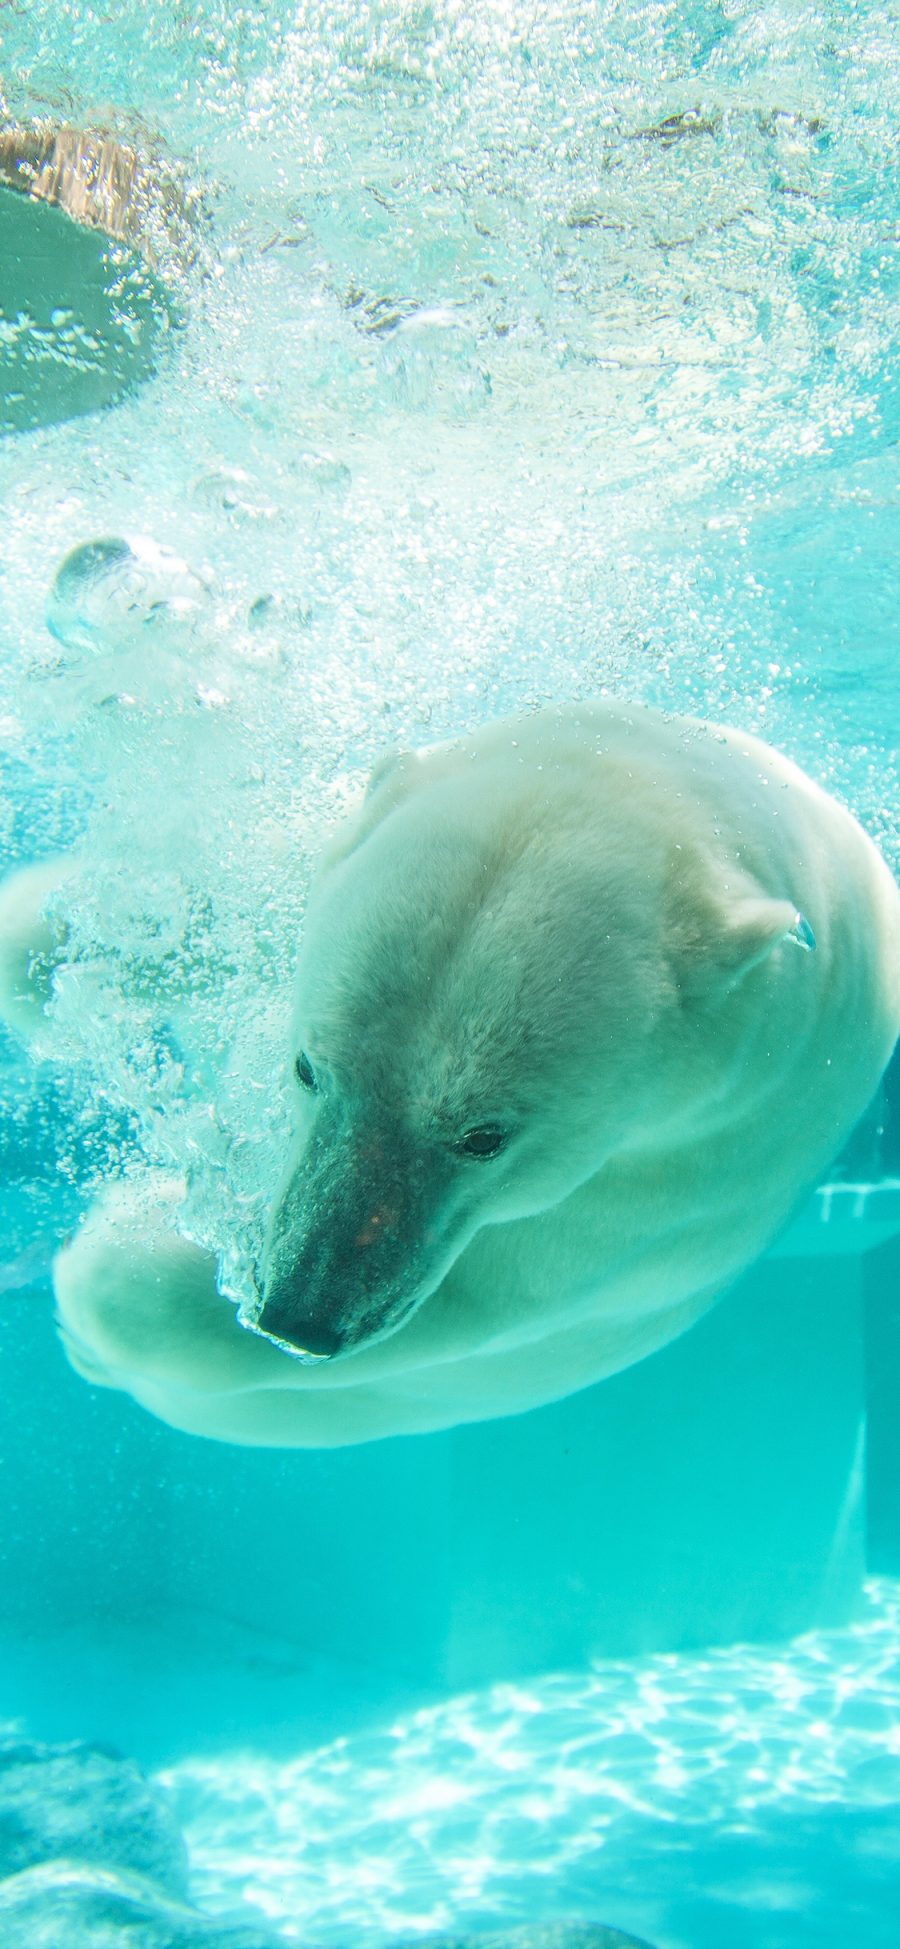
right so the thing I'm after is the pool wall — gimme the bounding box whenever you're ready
[3,1189,898,1759]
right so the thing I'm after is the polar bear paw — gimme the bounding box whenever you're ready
[52,1176,294,1404]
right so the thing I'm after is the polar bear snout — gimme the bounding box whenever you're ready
[257,1113,461,1361]
[258,1207,422,1360]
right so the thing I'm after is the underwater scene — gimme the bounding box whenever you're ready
[1,3,899,1945]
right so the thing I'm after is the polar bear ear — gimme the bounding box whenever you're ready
[667,850,815,999]
[363,747,419,806]
[322,749,422,870]
[712,892,815,989]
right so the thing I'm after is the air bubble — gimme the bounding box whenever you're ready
[190,466,277,522]
[247,592,314,631]
[378,309,492,416]
[46,535,210,657]
[288,450,352,497]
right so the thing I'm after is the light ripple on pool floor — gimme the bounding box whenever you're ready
[158,1579,900,1947]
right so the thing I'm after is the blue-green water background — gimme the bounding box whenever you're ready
[1,4,899,1946]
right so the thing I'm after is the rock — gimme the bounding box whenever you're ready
[0,1738,188,1897]
[0,1740,657,1949]
[0,1860,279,1948]
[0,119,195,433]
[0,121,197,269]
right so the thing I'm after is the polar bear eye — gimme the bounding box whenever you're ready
[294,1051,318,1092]
[458,1125,507,1159]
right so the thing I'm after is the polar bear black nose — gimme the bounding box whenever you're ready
[255,1304,345,1360]
[293,1319,344,1358]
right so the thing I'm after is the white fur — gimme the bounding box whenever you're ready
[13,701,900,1445]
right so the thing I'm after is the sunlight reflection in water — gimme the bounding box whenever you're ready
[160,1581,900,1944]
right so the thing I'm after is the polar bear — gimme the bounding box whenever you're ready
[5,700,900,1446]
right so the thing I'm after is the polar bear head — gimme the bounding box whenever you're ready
[255,725,802,1362]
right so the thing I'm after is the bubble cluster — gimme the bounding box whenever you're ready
[0,2,896,1268]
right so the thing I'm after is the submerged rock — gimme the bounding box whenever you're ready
[0,1744,652,1949]
[0,1737,188,1896]
[0,1860,279,1948]
[0,118,198,433]
[0,122,197,268]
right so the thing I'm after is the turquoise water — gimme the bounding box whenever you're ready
[164,1583,900,1945]
[1,4,899,1945]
